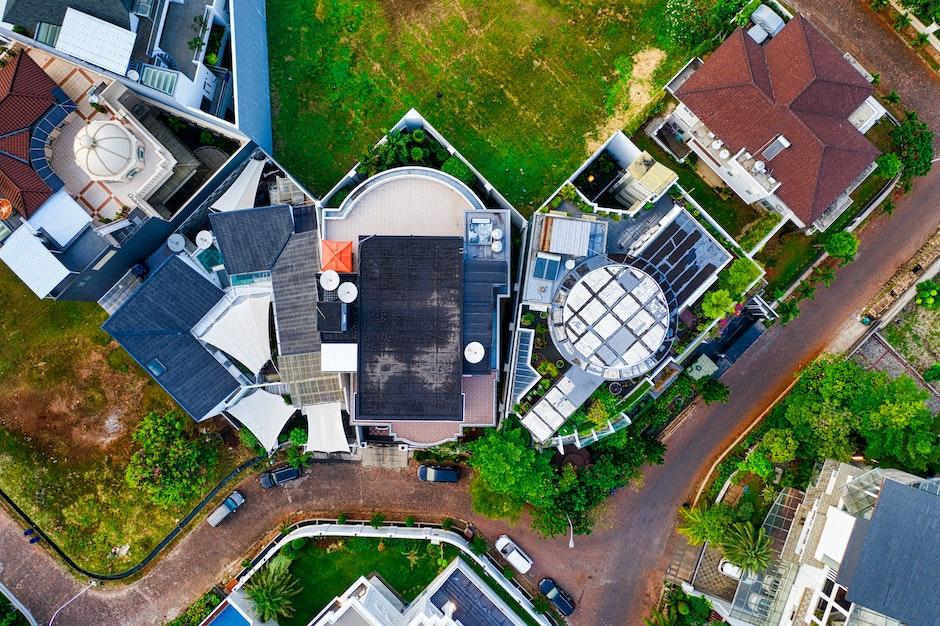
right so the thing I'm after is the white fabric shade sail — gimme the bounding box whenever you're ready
[303,402,348,453]
[198,293,272,374]
[227,389,295,452]
[211,158,265,212]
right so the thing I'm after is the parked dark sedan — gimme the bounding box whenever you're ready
[260,466,302,489]
[417,464,459,483]
[539,578,575,616]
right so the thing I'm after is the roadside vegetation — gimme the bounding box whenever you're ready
[0,594,28,626]
[267,0,761,213]
[882,280,940,378]
[165,590,223,626]
[644,585,714,626]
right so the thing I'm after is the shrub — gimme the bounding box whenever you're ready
[369,512,386,528]
[336,512,348,524]
[719,258,762,298]
[441,517,454,531]
[700,378,730,404]
[824,231,859,264]
[924,364,940,382]
[441,156,475,185]
[536,360,558,378]
[532,596,551,613]
[106,348,130,373]
[470,535,488,555]
[520,312,535,327]
[875,153,903,178]
[701,289,736,320]
[892,111,935,180]
[239,428,265,454]
[288,427,306,448]
[915,279,940,309]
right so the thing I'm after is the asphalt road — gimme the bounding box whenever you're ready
[1,4,939,626]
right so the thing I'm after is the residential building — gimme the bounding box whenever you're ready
[656,13,886,232]
[199,558,530,626]
[508,131,733,444]
[1,0,272,150]
[0,40,252,301]
[686,460,940,626]
[315,110,520,449]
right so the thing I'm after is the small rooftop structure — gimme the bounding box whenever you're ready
[356,236,463,422]
[54,8,135,76]
[73,120,139,182]
[0,223,70,297]
[209,205,294,277]
[321,239,353,273]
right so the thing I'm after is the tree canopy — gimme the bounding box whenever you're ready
[824,231,859,264]
[125,411,218,507]
[892,111,935,180]
[702,289,736,320]
[875,152,903,179]
[718,258,762,299]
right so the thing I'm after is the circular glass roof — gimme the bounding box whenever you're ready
[73,121,136,181]
[556,263,669,380]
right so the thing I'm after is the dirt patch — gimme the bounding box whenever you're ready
[376,0,441,30]
[587,47,666,153]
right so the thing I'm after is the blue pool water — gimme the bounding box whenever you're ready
[206,603,251,626]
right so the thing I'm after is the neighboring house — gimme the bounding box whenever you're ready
[315,110,519,449]
[508,131,733,443]
[0,0,272,150]
[0,42,252,301]
[659,14,886,232]
[686,460,940,626]
[201,557,530,626]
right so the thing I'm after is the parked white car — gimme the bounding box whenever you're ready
[495,535,534,574]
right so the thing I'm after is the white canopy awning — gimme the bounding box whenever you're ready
[304,402,348,453]
[211,158,265,212]
[228,389,295,452]
[56,8,135,75]
[28,189,92,248]
[0,225,71,298]
[198,293,272,374]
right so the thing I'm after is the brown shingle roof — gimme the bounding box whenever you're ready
[676,16,879,225]
[0,50,58,217]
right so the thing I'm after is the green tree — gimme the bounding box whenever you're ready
[812,265,836,288]
[824,231,859,264]
[677,503,734,546]
[858,375,940,472]
[875,153,903,178]
[796,280,817,301]
[892,111,935,180]
[882,197,896,215]
[719,258,762,298]
[761,428,798,463]
[886,89,902,104]
[777,300,800,326]
[702,289,736,320]
[870,0,889,9]
[924,364,940,382]
[912,32,931,47]
[244,564,300,622]
[125,411,217,507]
[738,447,775,480]
[894,11,912,31]
[722,522,772,573]
[700,378,730,404]
[467,423,556,519]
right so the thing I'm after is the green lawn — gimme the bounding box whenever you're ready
[754,229,820,296]
[267,0,702,214]
[0,264,245,573]
[630,132,764,239]
[283,537,461,626]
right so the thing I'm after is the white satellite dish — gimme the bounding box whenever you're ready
[719,149,730,160]
[491,228,504,241]
[167,233,186,253]
[337,282,358,303]
[195,230,214,250]
[126,69,140,82]
[753,161,766,173]
[565,259,576,270]
[319,270,340,291]
[464,341,485,364]
[491,240,504,253]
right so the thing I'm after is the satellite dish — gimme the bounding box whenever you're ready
[195,230,214,250]
[464,341,485,364]
[491,240,504,253]
[126,69,140,82]
[719,149,730,160]
[337,282,358,303]
[319,270,340,291]
[491,228,504,241]
[167,233,186,253]
[565,259,576,270]
[753,161,766,173]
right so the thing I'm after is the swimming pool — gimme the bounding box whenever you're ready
[203,602,251,626]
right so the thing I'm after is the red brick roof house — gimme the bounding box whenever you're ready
[670,15,885,231]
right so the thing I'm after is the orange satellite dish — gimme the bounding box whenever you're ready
[0,198,13,220]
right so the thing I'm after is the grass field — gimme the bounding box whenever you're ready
[267,0,700,213]
[0,265,244,573]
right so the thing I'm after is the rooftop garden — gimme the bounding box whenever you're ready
[267,0,761,214]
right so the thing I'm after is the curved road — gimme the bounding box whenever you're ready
[1,4,939,625]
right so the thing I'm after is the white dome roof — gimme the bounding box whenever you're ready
[73,121,138,181]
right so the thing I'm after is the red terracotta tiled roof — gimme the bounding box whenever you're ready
[0,50,58,217]
[675,16,879,226]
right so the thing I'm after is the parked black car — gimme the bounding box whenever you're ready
[260,466,302,489]
[539,578,575,616]
[417,464,459,483]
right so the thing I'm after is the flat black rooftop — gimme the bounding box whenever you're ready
[356,236,463,421]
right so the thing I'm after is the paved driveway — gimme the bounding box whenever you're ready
[2,7,940,626]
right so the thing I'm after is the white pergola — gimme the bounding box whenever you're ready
[227,389,295,452]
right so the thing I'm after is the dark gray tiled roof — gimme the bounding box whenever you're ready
[3,0,132,30]
[357,236,463,421]
[429,566,516,626]
[209,205,294,276]
[272,230,320,357]
[102,256,240,420]
[843,480,940,626]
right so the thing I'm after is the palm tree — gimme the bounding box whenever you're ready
[796,280,816,301]
[881,197,896,215]
[813,265,836,288]
[722,521,772,574]
[894,12,912,32]
[644,608,672,626]
[245,564,301,622]
[886,89,902,104]
[912,32,930,48]
[677,504,731,546]
[869,0,889,10]
[777,300,800,326]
